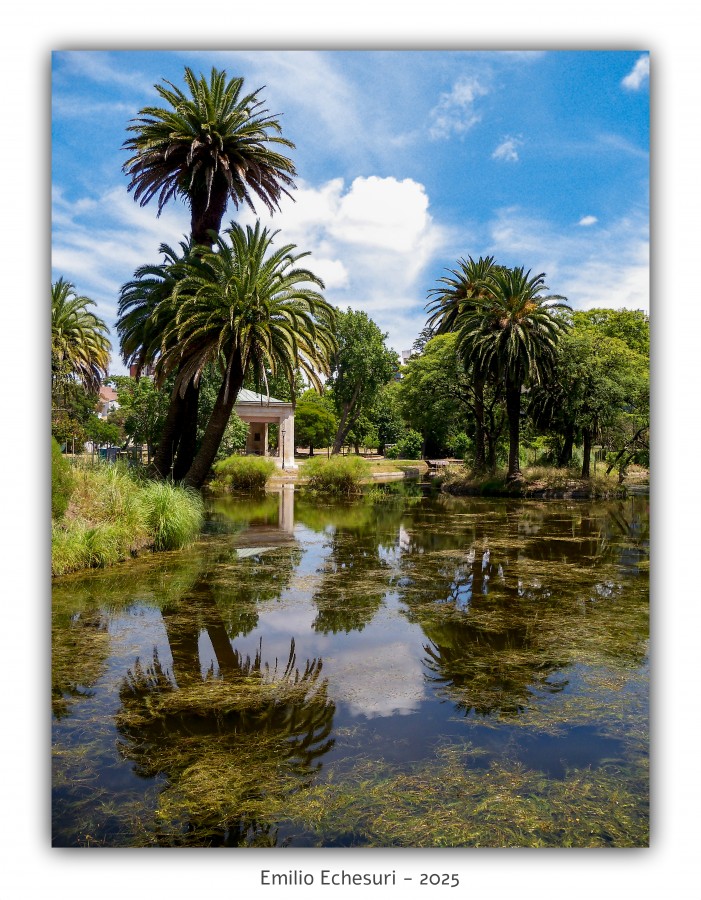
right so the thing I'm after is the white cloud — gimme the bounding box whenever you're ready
[237,175,447,354]
[487,206,649,313]
[492,136,522,163]
[622,54,650,91]
[578,215,598,227]
[428,76,488,140]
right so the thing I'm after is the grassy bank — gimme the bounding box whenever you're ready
[52,463,204,577]
[439,464,631,499]
[209,455,277,492]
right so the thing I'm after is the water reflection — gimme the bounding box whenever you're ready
[52,485,648,847]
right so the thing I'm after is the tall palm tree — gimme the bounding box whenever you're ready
[123,66,298,477]
[116,239,206,478]
[457,267,569,481]
[51,278,110,396]
[425,256,498,472]
[156,222,336,489]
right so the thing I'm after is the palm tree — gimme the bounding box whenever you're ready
[51,278,110,395]
[116,239,205,478]
[456,267,569,481]
[123,66,298,477]
[155,222,336,489]
[426,256,498,472]
[123,67,297,245]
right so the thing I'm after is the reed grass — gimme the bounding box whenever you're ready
[52,464,204,576]
[302,455,371,495]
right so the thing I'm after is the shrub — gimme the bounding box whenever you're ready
[395,429,423,460]
[139,481,204,550]
[52,437,74,519]
[447,432,471,460]
[211,454,277,492]
[303,455,371,495]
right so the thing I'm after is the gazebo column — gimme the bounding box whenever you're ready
[278,408,296,470]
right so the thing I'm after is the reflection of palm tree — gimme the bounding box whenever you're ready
[116,588,335,846]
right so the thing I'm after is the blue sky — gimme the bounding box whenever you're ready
[51,49,649,375]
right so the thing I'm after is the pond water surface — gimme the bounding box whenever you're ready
[52,481,649,847]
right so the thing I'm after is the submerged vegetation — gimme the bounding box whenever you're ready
[51,462,203,577]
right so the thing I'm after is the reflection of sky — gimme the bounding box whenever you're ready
[226,589,428,719]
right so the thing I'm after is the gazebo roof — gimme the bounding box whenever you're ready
[235,388,292,406]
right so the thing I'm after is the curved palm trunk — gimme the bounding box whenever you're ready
[152,384,189,478]
[505,379,523,482]
[183,355,244,490]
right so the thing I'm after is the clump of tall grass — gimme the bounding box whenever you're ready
[52,437,74,519]
[303,455,371,495]
[139,481,204,551]
[52,463,204,577]
[210,455,277,492]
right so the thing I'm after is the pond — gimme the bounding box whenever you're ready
[52,481,649,847]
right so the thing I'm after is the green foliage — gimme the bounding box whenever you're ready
[51,464,204,576]
[138,482,204,550]
[327,308,399,452]
[447,432,471,460]
[52,437,74,519]
[211,455,277,492]
[52,278,110,395]
[302,455,371,495]
[84,415,122,447]
[108,376,168,453]
[574,308,649,357]
[389,429,423,460]
[294,391,338,454]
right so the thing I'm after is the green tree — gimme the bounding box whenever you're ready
[123,67,297,479]
[52,278,110,396]
[457,267,569,481]
[295,391,338,456]
[327,309,399,455]
[155,222,336,489]
[426,256,498,471]
[107,375,170,463]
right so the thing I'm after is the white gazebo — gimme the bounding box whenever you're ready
[234,388,296,469]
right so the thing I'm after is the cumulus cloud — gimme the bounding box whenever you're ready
[578,215,598,227]
[622,55,650,91]
[428,76,488,140]
[492,136,522,163]
[237,175,448,354]
[52,174,448,369]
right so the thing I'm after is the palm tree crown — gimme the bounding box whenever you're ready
[52,278,110,394]
[123,67,297,244]
[456,267,570,385]
[425,255,498,336]
[159,221,337,402]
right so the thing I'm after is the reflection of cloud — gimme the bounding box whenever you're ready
[622,54,650,91]
[330,639,427,718]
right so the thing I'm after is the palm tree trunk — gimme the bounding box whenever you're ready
[505,379,523,481]
[183,357,244,490]
[472,375,487,473]
[152,383,189,478]
[172,382,200,481]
